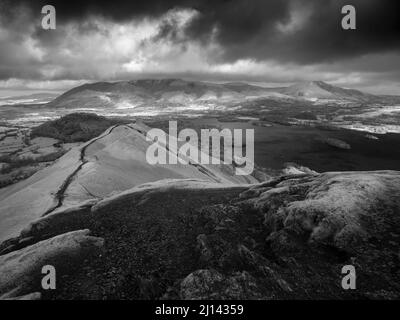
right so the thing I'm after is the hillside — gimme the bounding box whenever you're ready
[280,81,380,102]
[31,113,129,142]
[0,93,58,106]
[0,121,258,243]
[46,79,396,112]
[1,171,399,299]
[47,79,278,110]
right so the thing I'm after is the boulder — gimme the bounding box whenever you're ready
[0,229,104,298]
[320,137,351,150]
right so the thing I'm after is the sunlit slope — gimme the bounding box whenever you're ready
[0,122,257,242]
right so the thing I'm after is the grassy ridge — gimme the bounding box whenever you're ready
[31,113,130,143]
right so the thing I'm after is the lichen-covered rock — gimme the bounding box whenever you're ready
[264,171,400,253]
[0,229,104,298]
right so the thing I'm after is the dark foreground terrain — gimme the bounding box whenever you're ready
[1,171,399,300]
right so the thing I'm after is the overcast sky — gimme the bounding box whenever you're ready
[0,0,399,95]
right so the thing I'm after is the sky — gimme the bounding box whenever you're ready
[0,0,399,96]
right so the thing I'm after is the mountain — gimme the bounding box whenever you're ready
[47,79,281,110]
[0,93,59,106]
[46,79,396,114]
[0,121,257,243]
[279,81,379,102]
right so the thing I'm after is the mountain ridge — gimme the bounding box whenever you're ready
[47,79,395,110]
[0,121,258,243]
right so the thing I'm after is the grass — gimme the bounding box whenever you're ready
[0,150,66,174]
[31,112,130,143]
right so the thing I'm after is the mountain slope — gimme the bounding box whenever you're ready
[47,79,279,110]
[280,81,379,102]
[45,79,395,114]
[0,121,257,243]
[0,93,58,106]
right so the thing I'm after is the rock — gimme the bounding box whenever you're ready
[282,166,309,176]
[238,244,266,267]
[0,244,17,256]
[238,245,293,293]
[254,171,400,254]
[365,134,379,140]
[0,229,104,298]
[179,269,264,300]
[240,173,313,201]
[20,199,97,239]
[18,236,35,246]
[266,230,301,254]
[320,137,351,150]
[138,276,163,299]
[275,278,293,293]
[284,172,399,251]
[282,163,318,176]
[0,162,9,171]
[196,234,213,263]
[2,292,41,300]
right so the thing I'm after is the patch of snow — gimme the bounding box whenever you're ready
[338,123,400,134]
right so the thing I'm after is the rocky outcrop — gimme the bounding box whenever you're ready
[179,269,265,300]
[249,171,400,254]
[0,230,104,299]
[319,137,351,150]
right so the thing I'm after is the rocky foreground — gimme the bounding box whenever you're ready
[1,169,399,299]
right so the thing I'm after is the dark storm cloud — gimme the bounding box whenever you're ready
[2,0,399,64]
[0,0,399,93]
[181,0,400,63]
[0,0,191,22]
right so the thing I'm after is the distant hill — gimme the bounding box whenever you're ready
[0,92,58,106]
[46,79,398,112]
[279,81,379,102]
[47,79,283,110]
